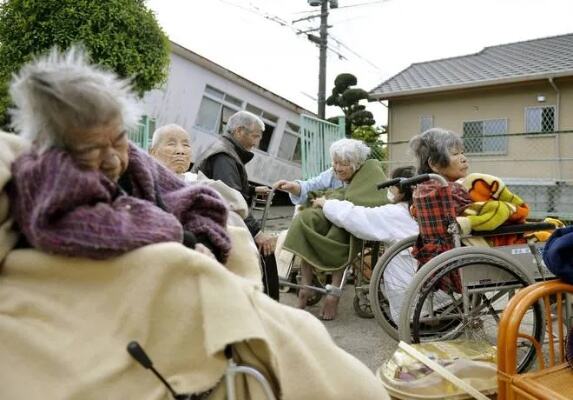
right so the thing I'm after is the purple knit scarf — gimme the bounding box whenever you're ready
[9,142,231,262]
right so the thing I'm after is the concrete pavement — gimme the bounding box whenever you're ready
[256,205,399,372]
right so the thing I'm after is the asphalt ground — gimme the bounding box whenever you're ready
[254,205,399,373]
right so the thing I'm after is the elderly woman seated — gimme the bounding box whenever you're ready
[274,139,387,320]
[0,49,392,400]
[149,123,196,182]
[7,47,231,262]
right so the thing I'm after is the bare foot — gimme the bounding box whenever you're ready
[297,288,312,309]
[319,295,339,320]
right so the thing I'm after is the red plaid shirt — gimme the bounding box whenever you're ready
[411,180,471,266]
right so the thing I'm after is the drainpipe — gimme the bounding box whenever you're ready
[548,77,561,180]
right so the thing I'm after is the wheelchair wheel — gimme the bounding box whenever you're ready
[369,235,418,340]
[353,295,374,318]
[399,247,543,373]
[261,254,280,301]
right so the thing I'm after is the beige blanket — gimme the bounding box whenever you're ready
[0,239,388,399]
[0,131,29,262]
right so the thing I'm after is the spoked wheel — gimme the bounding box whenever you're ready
[353,294,374,318]
[369,235,418,340]
[399,247,543,373]
[351,243,382,319]
[279,257,299,293]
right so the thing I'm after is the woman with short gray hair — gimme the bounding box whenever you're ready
[408,128,471,267]
[274,138,371,205]
[8,46,231,262]
[409,128,466,177]
[274,138,386,320]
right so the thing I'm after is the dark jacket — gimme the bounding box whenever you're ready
[543,225,573,284]
[192,134,261,236]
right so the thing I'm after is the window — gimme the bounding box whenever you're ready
[194,85,243,134]
[526,106,556,133]
[420,115,433,132]
[219,106,236,134]
[245,103,277,152]
[278,122,301,163]
[259,125,275,152]
[462,118,507,154]
[196,97,222,132]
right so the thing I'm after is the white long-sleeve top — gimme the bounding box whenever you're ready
[322,200,418,243]
[289,168,344,205]
[323,199,419,323]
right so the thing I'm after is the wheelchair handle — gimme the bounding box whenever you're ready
[399,173,448,189]
[376,177,402,190]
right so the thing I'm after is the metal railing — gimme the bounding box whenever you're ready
[299,115,345,179]
[128,115,156,151]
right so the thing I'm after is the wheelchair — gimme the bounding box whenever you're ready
[369,234,418,339]
[273,188,384,319]
[250,187,281,301]
[370,173,555,373]
[279,234,383,318]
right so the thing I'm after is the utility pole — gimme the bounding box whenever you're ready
[317,0,328,119]
[305,0,337,119]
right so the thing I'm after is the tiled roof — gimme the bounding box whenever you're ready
[370,33,573,99]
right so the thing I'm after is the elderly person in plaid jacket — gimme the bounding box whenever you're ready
[409,128,471,266]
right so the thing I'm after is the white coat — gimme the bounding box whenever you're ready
[322,200,419,322]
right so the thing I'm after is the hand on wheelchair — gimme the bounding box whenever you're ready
[273,179,301,196]
[255,232,277,257]
[255,185,272,195]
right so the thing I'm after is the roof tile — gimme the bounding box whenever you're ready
[371,33,573,98]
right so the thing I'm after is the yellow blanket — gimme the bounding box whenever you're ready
[0,240,388,399]
[456,173,528,234]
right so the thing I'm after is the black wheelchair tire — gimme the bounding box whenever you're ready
[261,254,280,301]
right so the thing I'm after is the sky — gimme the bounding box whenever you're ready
[146,0,573,126]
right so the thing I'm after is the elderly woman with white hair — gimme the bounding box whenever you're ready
[7,47,231,263]
[149,123,195,182]
[274,138,387,320]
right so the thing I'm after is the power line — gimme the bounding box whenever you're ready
[330,14,371,25]
[221,0,348,60]
[216,0,380,80]
[329,34,384,73]
[334,0,390,10]
[292,0,390,14]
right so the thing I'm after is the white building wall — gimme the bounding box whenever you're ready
[140,52,303,186]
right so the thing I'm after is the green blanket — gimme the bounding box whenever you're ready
[283,159,388,271]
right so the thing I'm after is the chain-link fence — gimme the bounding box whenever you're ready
[382,129,573,222]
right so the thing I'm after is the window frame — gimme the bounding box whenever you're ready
[277,122,302,164]
[420,115,434,133]
[244,102,279,154]
[462,117,508,155]
[194,85,243,135]
[524,105,557,135]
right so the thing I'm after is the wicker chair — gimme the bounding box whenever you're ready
[497,280,573,400]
